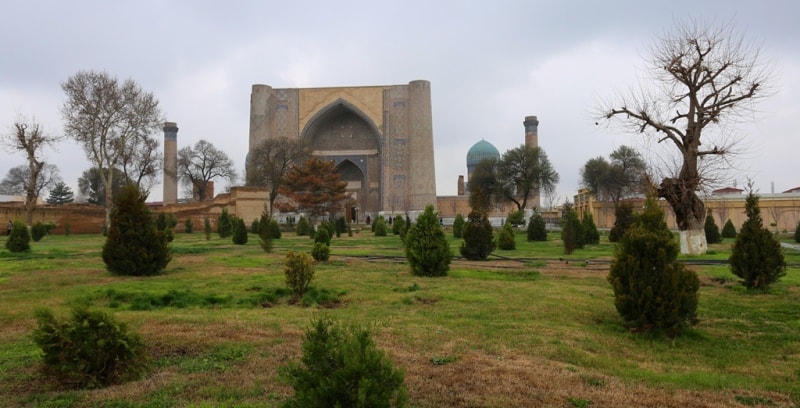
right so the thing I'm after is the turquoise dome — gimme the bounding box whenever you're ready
[466,139,500,168]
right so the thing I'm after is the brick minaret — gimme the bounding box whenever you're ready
[163,122,178,205]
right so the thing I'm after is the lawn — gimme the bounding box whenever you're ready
[1,229,798,407]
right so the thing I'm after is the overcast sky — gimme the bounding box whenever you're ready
[2,0,798,205]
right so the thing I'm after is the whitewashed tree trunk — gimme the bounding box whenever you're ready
[679,228,707,255]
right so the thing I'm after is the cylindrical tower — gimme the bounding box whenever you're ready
[524,115,539,149]
[163,122,178,205]
[406,80,437,211]
[249,84,272,150]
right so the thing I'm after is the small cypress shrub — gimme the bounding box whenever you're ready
[32,306,147,389]
[729,189,786,290]
[704,211,721,244]
[561,205,584,255]
[314,227,331,247]
[64,222,71,237]
[232,217,248,245]
[507,210,526,228]
[250,218,261,234]
[102,184,170,276]
[721,219,737,239]
[496,221,516,250]
[268,219,282,239]
[609,202,635,242]
[392,215,405,235]
[165,213,178,229]
[527,211,547,241]
[284,251,314,298]
[155,212,167,231]
[296,216,311,236]
[607,197,699,336]
[279,317,407,408]
[581,213,600,245]
[460,209,494,260]
[311,242,330,262]
[374,216,388,237]
[794,221,799,244]
[452,214,465,239]
[217,209,233,238]
[258,219,273,253]
[184,218,193,234]
[163,227,175,243]
[31,221,48,242]
[335,216,347,237]
[5,220,30,252]
[203,217,212,240]
[405,205,451,277]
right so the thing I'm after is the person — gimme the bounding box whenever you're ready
[6,220,12,236]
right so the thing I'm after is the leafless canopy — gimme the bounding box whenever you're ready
[246,137,309,216]
[177,139,237,201]
[61,70,163,223]
[598,19,772,236]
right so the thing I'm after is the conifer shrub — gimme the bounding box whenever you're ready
[204,217,212,240]
[607,197,699,336]
[609,202,635,242]
[284,251,314,298]
[314,227,331,247]
[704,211,722,244]
[374,216,388,236]
[258,220,273,254]
[268,219,282,239]
[5,220,30,252]
[163,227,175,243]
[496,221,516,250]
[311,242,330,262]
[251,218,261,234]
[32,306,147,389]
[405,205,451,277]
[65,223,71,236]
[722,219,736,239]
[102,184,170,276]
[729,190,786,289]
[184,218,193,234]
[217,209,233,238]
[460,209,494,260]
[507,210,526,228]
[296,216,311,236]
[280,317,407,408]
[561,205,584,255]
[527,211,547,241]
[582,213,600,245]
[392,215,405,235]
[156,212,167,231]
[453,214,465,239]
[794,221,799,244]
[322,220,335,238]
[31,221,48,242]
[335,216,347,237]
[232,217,248,245]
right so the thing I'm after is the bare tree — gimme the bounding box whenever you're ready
[119,134,161,193]
[246,137,309,216]
[597,20,772,254]
[0,164,61,201]
[177,139,236,201]
[61,70,163,225]
[2,117,61,224]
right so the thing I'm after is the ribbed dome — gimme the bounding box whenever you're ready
[466,139,500,168]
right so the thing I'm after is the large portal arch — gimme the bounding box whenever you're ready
[300,100,382,216]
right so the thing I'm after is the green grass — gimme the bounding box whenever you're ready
[1,230,798,407]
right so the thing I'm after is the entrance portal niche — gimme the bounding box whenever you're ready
[301,100,381,216]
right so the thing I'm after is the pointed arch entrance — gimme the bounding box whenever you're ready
[301,100,382,220]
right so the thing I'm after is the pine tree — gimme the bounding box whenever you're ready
[721,219,737,239]
[607,197,699,336]
[5,220,31,252]
[729,189,786,289]
[581,213,600,245]
[704,211,721,244]
[561,204,584,255]
[217,209,233,238]
[609,202,635,242]
[496,221,515,250]
[460,209,494,260]
[526,211,547,241]
[232,217,248,245]
[452,214,465,239]
[203,217,212,240]
[46,182,74,205]
[102,184,171,276]
[405,205,451,276]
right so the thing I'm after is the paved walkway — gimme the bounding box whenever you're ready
[780,242,800,251]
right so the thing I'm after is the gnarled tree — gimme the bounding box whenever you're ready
[246,137,309,217]
[2,117,61,224]
[598,20,772,254]
[177,139,236,201]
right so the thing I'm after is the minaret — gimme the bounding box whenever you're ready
[163,122,178,205]
[524,115,538,149]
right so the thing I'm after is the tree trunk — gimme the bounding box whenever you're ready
[658,177,707,255]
